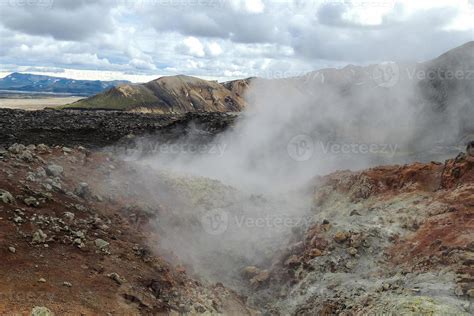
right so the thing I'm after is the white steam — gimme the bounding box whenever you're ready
[122,56,472,291]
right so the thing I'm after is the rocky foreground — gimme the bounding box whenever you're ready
[0,144,257,315]
[0,139,472,315]
[249,153,474,314]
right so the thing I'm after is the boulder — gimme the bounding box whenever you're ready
[95,238,110,249]
[334,231,350,243]
[0,189,15,204]
[309,248,322,258]
[36,167,47,178]
[8,143,25,154]
[32,229,47,243]
[31,306,53,316]
[75,182,90,198]
[45,164,64,177]
[107,272,123,285]
[19,150,34,162]
[36,144,50,153]
[24,196,39,207]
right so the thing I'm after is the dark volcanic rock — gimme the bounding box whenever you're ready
[0,109,237,149]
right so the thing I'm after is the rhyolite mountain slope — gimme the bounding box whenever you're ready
[66,75,247,113]
[0,72,129,96]
[248,41,474,153]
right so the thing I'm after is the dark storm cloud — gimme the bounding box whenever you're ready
[0,0,115,40]
[148,7,280,44]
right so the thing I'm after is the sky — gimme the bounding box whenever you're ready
[0,0,473,82]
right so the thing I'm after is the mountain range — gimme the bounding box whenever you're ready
[0,72,129,96]
[65,42,473,118]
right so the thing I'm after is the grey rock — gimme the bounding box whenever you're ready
[36,144,50,153]
[32,229,47,243]
[348,247,358,256]
[75,182,90,198]
[73,238,85,248]
[31,306,53,316]
[26,172,36,182]
[74,231,85,239]
[24,196,39,207]
[45,164,64,177]
[36,167,47,178]
[95,238,109,249]
[8,143,25,154]
[19,150,34,162]
[107,272,123,285]
[0,189,15,204]
[63,212,75,223]
[45,178,62,191]
[8,246,16,253]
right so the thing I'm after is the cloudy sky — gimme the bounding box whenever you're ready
[0,0,473,82]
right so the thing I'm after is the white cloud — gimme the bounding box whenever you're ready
[231,0,265,14]
[206,42,223,56]
[183,36,205,57]
[0,0,472,82]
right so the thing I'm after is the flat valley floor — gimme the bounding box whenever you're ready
[0,96,83,110]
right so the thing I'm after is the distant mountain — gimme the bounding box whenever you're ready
[65,41,473,123]
[66,75,247,113]
[0,72,129,96]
